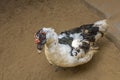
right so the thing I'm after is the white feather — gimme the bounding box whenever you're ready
[94,19,108,32]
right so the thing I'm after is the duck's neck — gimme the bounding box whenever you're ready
[45,30,58,48]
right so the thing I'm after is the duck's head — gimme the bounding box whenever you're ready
[34,28,55,53]
[34,28,47,53]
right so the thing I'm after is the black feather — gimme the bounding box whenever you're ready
[80,42,90,53]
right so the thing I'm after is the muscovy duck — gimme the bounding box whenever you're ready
[34,19,108,67]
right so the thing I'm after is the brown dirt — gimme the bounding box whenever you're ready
[0,0,120,80]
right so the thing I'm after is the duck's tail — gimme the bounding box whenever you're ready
[94,19,108,32]
[77,49,98,65]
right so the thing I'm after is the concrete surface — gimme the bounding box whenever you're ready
[84,0,120,49]
[0,0,120,80]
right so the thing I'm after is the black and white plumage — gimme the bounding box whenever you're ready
[34,19,108,67]
[58,19,108,57]
[59,20,107,44]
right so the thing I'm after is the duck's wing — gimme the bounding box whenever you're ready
[60,24,94,35]
[58,24,94,48]
[58,34,73,46]
[58,26,84,45]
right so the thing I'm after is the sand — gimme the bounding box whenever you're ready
[0,0,120,80]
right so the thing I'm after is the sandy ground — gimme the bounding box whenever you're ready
[0,0,120,80]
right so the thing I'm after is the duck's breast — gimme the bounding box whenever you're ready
[45,44,77,66]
